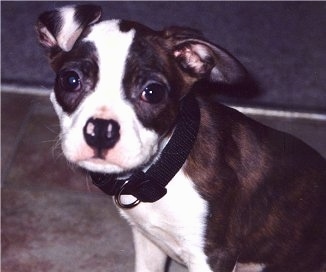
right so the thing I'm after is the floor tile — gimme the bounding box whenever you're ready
[1,93,36,180]
[1,188,134,272]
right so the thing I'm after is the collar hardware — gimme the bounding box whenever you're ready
[114,180,141,209]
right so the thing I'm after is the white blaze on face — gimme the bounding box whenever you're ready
[53,20,159,173]
[56,6,86,52]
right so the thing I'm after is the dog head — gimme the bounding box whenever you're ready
[36,4,246,174]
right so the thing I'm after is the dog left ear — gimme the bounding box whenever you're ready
[165,27,247,85]
[36,4,102,52]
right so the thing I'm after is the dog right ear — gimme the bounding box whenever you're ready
[164,26,247,86]
[36,4,102,53]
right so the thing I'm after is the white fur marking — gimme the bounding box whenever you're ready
[120,169,213,271]
[57,7,83,51]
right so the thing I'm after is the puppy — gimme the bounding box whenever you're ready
[36,4,326,272]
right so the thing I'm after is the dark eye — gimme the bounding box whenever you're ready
[141,83,167,104]
[59,71,81,92]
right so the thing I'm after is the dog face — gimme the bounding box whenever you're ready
[36,4,245,174]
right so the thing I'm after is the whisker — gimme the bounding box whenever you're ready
[43,124,60,135]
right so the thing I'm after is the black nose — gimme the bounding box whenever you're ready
[83,118,120,150]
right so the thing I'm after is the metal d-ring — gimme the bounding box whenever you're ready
[114,180,141,209]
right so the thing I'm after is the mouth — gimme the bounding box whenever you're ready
[74,146,156,175]
[77,158,127,173]
[91,148,110,160]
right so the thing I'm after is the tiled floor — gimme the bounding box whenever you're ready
[1,92,326,272]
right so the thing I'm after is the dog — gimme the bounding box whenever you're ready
[36,4,326,272]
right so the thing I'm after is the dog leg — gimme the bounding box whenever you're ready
[132,228,167,272]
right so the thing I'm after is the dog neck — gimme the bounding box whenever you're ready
[88,93,200,209]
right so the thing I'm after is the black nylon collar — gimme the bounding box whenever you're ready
[88,93,200,208]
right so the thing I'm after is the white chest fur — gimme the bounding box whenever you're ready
[118,169,213,271]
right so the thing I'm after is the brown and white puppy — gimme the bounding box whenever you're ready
[36,5,326,272]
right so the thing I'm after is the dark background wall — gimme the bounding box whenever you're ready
[1,1,326,112]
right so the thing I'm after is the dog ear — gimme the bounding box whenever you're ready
[36,4,102,52]
[164,27,247,85]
